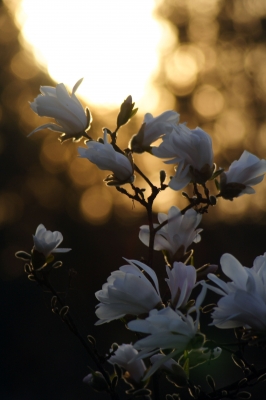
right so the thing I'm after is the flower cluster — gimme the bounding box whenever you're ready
[23,79,266,398]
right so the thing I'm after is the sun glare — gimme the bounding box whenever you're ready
[13,0,164,110]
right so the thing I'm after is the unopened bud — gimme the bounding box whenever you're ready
[31,248,47,271]
[59,306,69,318]
[181,191,189,199]
[238,378,248,388]
[83,371,109,392]
[117,95,138,129]
[209,195,217,206]
[15,251,31,261]
[160,170,166,184]
[236,392,251,399]
[206,375,216,391]
[52,261,63,269]
[111,342,119,351]
[87,335,96,345]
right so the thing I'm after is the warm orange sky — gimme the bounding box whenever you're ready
[9,0,177,112]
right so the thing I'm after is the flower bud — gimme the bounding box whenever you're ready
[15,251,31,261]
[209,195,217,205]
[83,371,109,392]
[117,95,138,129]
[160,170,166,185]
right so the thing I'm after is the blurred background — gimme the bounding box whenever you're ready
[1,0,266,398]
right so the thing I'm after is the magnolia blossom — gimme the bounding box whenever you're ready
[219,151,266,200]
[139,206,202,261]
[29,78,91,141]
[95,259,162,325]
[78,130,134,186]
[152,124,214,190]
[166,262,196,310]
[108,344,146,383]
[33,224,71,258]
[207,253,266,330]
[129,111,179,153]
[128,287,206,379]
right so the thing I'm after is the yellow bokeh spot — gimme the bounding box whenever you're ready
[40,137,74,173]
[68,158,99,188]
[0,192,24,226]
[165,45,204,96]
[10,50,38,80]
[80,186,113,225]
[214,110,246,149]
[193,85,224,119]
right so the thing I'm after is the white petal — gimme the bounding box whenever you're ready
[28,123,65,137]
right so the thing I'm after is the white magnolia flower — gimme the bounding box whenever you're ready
[33,224,71,258]
[219,151,266,200]
[139,206,202,261]
[78,130,134,186]
[95,259,162,325]
[108,344,146,383]
[207,253,266,330]
[29,78,91,141]
[152,124,214,190]
[166,262,196,310]
[128,286,206,379]
[129,111,179,153]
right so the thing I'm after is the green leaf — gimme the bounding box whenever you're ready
[214,179,220,191]
[210,168,224,180]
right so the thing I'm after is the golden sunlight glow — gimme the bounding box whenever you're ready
[80,186,113,225]
[13,0,166,110]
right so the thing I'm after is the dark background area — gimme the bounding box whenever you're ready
[1,0,266,398]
